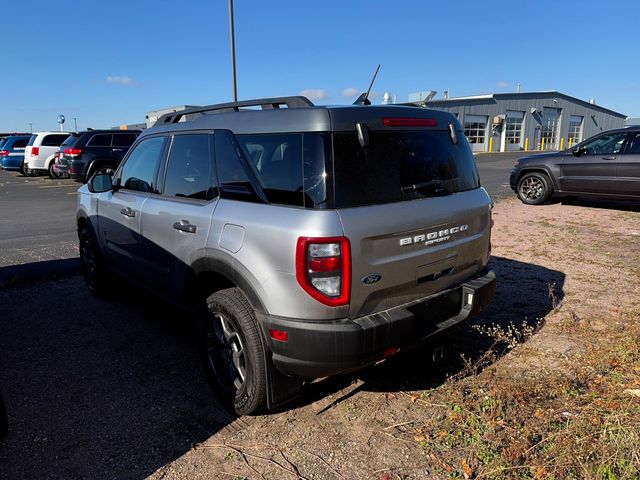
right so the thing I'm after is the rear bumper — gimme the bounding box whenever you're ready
[1,157,23,169]
[69,160,88,181]
[260,269,496,379]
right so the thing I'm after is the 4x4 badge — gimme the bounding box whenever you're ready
[361,274,382,285]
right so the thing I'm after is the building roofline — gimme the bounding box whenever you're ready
[424,91,626,118]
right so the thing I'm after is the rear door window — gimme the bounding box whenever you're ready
[163,134,216,201]
[12,138,29,149]
[113,133,138,147]
[332,130,479,207]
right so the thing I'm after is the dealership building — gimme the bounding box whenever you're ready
[419,91,626,153]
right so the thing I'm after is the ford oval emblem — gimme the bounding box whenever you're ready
[361,274,382,285]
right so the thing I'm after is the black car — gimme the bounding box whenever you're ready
[60,130,140,183]
[510,127,640,204]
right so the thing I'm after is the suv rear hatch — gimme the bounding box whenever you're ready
[329,113,492,319]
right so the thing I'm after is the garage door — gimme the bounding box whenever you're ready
[463,115,488,152]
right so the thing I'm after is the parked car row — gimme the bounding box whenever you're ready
[0,129,140,182]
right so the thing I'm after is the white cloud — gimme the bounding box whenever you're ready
[342,87,360,97]
[497,81,510,88]
[299,88,328,101]
[106,75,135,86]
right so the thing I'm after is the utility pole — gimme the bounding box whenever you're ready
[229,0,238,102]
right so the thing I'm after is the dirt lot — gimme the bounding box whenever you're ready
[1,196,639,479]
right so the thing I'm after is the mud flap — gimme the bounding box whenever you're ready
[264,350,304,409]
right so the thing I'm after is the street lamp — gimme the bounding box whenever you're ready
[28,123,33,133]
[73,117,78,131]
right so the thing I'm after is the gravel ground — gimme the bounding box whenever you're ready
[0,196,638,479]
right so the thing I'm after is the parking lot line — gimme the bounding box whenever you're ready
[39,184,79,188]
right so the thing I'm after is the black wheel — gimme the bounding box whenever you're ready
[517,172,552,205]
[24,165,37,177]
[204,288,267,415]
[19,161,26,176]
[48,161,63,179]
[78,225,109,295]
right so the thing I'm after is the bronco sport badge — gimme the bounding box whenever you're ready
[399,224,469,247]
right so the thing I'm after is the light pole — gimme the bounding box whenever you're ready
[73,117,78,132]
[229,0,238,102]
[28,123,33,133]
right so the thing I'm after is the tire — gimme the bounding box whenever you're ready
[48,162,63,179]
[203,288,267,415]
[24,165,37,177]
[517,172,552,205]
[19,161,26,176]
[78,225,110,296]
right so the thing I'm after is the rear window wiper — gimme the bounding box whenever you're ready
[401,179,450,195]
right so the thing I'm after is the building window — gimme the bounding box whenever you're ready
[505,111,524,144]
[463,115,487,144]
[541,107,560,149]
[568,115,583,146]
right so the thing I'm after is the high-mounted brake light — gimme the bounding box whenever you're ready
[0,150,9,157]
[64,148,82,156]
[296,236,351,307]
[383,117,438,127]
[30,147,39,157]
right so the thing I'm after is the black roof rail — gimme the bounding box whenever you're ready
[156,96,315,124]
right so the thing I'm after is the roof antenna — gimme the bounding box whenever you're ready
[353,64,380,105]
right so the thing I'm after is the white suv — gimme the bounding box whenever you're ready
[24,132,71,178]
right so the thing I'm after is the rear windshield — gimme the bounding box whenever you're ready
[0,138,7,148]
[60,134,79,149]
[332,130,480,208]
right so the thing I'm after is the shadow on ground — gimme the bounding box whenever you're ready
[559,196,640,212]
[0,275,235,480]
[296,255,566,408]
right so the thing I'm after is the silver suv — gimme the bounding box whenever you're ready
[76,96,496,415]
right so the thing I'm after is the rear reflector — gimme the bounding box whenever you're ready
[383,347,400,358]
[30,147,39,157]
[383,117,438,127]
[269,329,288,342]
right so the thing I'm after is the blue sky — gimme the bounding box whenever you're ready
[2,0,640,132]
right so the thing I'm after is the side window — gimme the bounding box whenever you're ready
[87,134,112,147]
[119,136,165,193]
[12,139,29,149]
[627,133,640,154]
[163,134,216,200]
[113,133,138,148]
[236,133,304,206]
[580,133,628,155]
[214,130,262,202]
[41,135,68,147]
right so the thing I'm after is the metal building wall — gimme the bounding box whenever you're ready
[425,93,625,153]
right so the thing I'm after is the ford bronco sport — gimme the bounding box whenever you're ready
[76,96,496,415]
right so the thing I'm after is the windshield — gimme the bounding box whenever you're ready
[332,130,480,208]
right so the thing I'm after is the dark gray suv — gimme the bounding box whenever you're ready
[511,127,640,204]
[76,96,496,415]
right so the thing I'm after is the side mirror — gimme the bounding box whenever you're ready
[89,173,113,193]
[572,146,585,157]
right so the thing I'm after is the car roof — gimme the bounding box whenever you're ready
[144,97,458,137]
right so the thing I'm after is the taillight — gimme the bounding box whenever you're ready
[383,117,437,127]
[64,148,82,156]
[296,236,351,307]
[30,147,39,157]
[0,150,8,157]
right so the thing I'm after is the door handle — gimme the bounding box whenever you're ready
[111,148,123,152]
[602,156,617,160]
[173,220,197,234]
[120,207,135,218]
